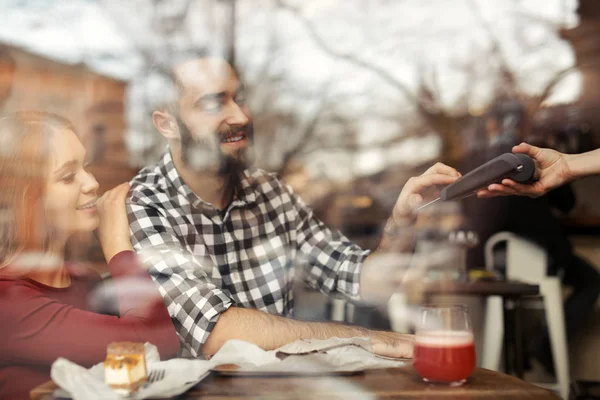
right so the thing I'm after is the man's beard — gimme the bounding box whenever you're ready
[178,117,254,187]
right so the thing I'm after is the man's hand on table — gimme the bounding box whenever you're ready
[369,331,415,359]
[203,307,415,359]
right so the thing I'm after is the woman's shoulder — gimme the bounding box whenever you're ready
[0,276,46,308]
[0,274,33,289]
[0,262,102,292]
[0,264,101,313]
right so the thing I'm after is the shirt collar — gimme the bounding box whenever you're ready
[235,169,258,205]
[159,149,257,209]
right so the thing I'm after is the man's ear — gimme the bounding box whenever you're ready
[152,111,179,140]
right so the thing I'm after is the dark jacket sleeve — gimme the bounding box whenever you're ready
[547,183,576,214]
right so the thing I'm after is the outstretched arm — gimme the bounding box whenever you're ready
[357,163,461,302]
[203,306,414,359]
[477,143,600,198]
[374,162,461,253]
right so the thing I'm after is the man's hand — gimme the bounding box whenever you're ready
[393,162,462,221]
[373,162,461,256]
[370,331,415,359]
[477,143,574,198]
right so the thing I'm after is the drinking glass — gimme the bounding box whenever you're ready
[413,305,475,386]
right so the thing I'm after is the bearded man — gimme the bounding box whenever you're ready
[127,54,460,359]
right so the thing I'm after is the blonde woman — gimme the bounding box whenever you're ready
[0,112,178,399]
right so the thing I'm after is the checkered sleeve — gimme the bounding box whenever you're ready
[289,187,369,301]
[127,196,233,357]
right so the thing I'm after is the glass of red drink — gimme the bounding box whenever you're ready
[413,305,475,386]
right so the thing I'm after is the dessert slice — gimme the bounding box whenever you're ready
[104,342,147,394]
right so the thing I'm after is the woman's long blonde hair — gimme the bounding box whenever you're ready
[0,111,76,269]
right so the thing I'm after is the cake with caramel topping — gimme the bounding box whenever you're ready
[104,342,147,393]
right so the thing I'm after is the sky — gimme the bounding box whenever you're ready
[0,0,583,179]
[0,0,581,97]
[0,0,140,79]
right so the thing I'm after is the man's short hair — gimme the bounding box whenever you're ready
[146,48,231,113]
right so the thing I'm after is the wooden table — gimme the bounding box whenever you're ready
[31,366,559,400]
[423,280,540,379]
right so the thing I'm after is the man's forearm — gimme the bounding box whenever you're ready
[355,216,417,302]
[374,216,416,254]
[203,307,378,357]
[568,149,600,179]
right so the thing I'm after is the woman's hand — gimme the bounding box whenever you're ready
[477,143,574,198]
[96,182,134,263]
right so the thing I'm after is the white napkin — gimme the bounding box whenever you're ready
[50,343,211,400]
[50,337,408,399]
[210,337,408,373]
[276,336,373,355]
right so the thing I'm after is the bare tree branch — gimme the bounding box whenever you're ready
[272,0,464,162]
[276,80,335,175]
[273,0,420,106]
[467,0,519,98]
[302,130,425,154]
[534,65,577,107]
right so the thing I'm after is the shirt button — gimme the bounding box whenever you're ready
[231,272,240,282]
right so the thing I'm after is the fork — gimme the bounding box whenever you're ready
[146,369,166,385]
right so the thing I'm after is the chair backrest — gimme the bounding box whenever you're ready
[485,232,548,283]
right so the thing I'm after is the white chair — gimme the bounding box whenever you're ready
[329,296,355,323]
[481,232,570,399]
[330,297,347,322]
[388,292,410,332]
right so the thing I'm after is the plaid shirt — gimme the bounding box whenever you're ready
[127,150,368,357]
